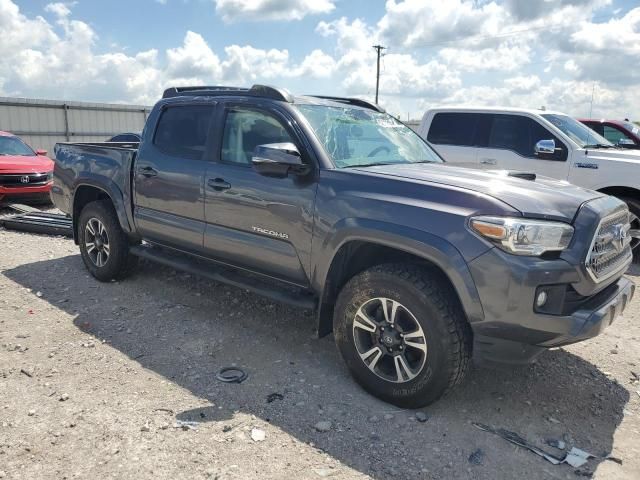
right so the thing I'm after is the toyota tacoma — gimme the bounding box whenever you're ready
[51,85,635,407]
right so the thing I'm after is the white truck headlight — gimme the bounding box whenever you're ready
[470,216,574,256]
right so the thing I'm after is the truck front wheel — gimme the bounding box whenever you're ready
[78,200,138,281]
[333,264,472,408]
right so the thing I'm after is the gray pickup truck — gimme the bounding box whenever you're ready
[52,85,635,407]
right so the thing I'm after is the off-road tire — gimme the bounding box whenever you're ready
[621,197,640,263]
[334,263,472,408]
[78,200,138,281]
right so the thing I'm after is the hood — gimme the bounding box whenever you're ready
[581,147,640,162]
[0,154,54,174]
[355,163,603,222]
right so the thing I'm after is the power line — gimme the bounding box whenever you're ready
[373,44,386,104]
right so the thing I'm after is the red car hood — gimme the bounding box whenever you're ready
[0,155,54,174]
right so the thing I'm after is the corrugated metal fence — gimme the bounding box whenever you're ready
[0,97,152,155]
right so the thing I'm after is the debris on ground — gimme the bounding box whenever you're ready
[473,422,621,470]
[266,393,284,403]
[314,421,332,432]
[20,367,34,378]
[251,428,266,442]
[173,420,199,431]
[468,448,484,465]
[59,393,69,402]
[473,423,564,465]
[545,439,566,450]
[564,448,595,468]
[415,412,429,423]
[215,367,248,384]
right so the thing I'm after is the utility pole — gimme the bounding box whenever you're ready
[372,45,386,104]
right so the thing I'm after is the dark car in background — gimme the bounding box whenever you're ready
[579,119,640,149]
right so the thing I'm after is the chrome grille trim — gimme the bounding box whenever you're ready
[585,208,632,283]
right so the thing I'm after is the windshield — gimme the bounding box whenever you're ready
[0,136,35,156]
[296,104,442,168]
[623,121,640,137]
[542,114,614,148]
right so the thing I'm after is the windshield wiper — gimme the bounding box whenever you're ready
[344,162,395,168]
[584,143,616,149]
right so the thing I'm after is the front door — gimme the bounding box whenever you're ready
[133,102,216,252]
[203,105,317,285]
[477,113,571,180]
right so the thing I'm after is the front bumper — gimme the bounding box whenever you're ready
[468,247,635,365]
[0,182,53,200]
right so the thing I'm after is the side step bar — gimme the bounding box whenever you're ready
[0,211,73,237]
[129,244,317,310]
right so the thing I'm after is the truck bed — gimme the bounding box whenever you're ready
[52,142,137,220]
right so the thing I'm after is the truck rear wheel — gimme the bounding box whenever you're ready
[622,197,640,263]
[333,264,472,408]
[78,200,138,281]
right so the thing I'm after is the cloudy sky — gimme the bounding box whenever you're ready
[2,0,639,119]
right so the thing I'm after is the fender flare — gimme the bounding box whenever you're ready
[72,176,132,240]
[314,218,486,336]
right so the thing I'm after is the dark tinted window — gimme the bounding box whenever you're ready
[154,105,214,160]
[488,114,566,160]
[427,112,479,146]
[109,133,140,142]
[221,109,293,166]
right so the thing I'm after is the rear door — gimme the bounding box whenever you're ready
[202,104,317,285]
[425,112,480,167]
[477,113,571,180]
[133,102,216,252]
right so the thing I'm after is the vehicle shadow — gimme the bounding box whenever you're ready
[4,255,633,479]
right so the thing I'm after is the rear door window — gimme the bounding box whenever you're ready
[427,113,479,146]
[154,105,214,160]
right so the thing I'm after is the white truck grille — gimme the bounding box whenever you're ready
[585,208,632,282]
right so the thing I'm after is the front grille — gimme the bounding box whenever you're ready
[585,208,632,282]
[0,172,52,187]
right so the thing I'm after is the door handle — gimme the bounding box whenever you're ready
[138,166,158,177]
[480,158,497,165]
[207,178,231,191]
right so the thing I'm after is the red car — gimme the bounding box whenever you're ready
[579,119,640,149]
[0,131,54,204]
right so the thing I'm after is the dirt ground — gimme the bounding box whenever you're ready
[1,215,639,480]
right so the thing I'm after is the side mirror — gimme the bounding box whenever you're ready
[618,138,635,147]
[36,149,47,156]
[251,143,308,178]
[534,139,555,155]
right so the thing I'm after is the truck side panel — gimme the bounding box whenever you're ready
[52,143,136,234]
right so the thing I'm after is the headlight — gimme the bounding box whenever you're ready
[470,216,573,256]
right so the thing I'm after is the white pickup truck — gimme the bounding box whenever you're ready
[418,107,640,259]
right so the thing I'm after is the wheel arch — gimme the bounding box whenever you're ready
[72,181,132,244]
[597,185,640,202]
[315,222,485,337]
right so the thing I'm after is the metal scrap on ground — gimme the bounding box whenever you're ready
[0,204,73,237]
[472,422,621,469]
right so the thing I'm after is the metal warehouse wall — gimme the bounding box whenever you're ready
[0,97,152,156]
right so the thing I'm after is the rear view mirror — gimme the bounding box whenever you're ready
[534,139,555,155]
[252,143,308,178]
[618,138,635,147]
[36,149,47,156]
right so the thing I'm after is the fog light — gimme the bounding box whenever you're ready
[536,290,548,308]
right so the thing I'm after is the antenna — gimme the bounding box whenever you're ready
[586,82,596,149]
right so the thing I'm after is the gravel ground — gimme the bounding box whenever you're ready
[1,211,639,480]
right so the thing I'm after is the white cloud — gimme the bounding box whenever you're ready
[1,0,640,120]
[214,0,335,22]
